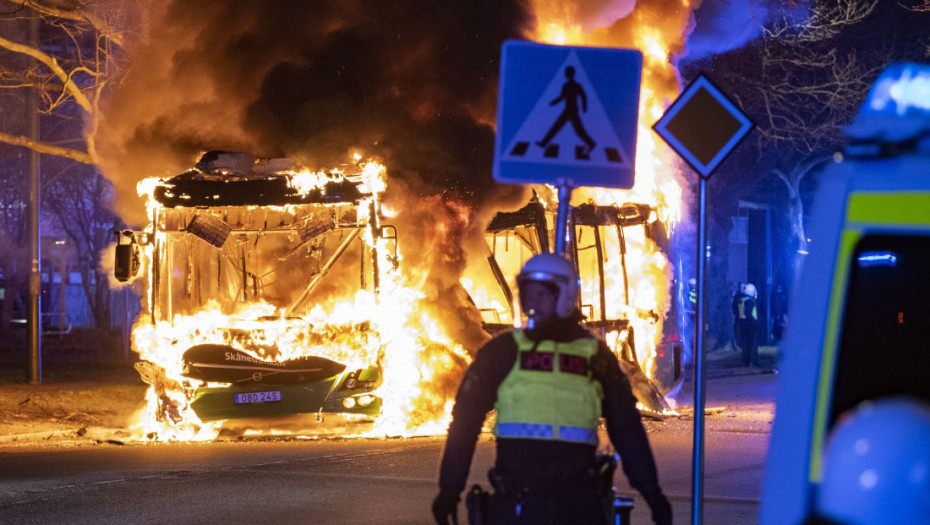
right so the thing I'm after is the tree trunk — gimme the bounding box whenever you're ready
[774,154,830,285]
[94,277,111,329]
[84,266,111,329]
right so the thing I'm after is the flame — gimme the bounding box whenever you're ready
[123,2,696,438]
[520,2,689,386]
[288,168,343,194]
[127,156,469,441]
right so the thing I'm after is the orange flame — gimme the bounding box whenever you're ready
[127,156,469,441]
[523,2,690,382]
[123,1,696,438]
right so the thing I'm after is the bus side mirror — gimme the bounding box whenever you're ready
[114,231,141,282]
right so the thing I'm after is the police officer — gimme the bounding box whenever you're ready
[432,253,672,525]
[735,283,759,367]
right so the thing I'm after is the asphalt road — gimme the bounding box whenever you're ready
[0,372,776,525]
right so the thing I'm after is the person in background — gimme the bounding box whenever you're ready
[734,283,759,367]
[685,278,697,321]
[731,282,743,351]
[431,253,672,525]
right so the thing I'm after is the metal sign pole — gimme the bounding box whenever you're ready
[651,71,753,525]
[554,178,574,255]
[691,177,708,525]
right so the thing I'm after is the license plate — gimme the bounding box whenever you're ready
[234,391,282,404]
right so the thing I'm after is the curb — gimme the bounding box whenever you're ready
[705,366,777,380]
[0,426,133,445]
[0,428,79,444]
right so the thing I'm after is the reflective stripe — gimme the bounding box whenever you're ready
[496,422,554,439]
[738,297,757,320]
[496,422,598,445]
[847,193,930,225]
[558,426,599,445]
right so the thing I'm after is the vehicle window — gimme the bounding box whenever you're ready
[830,234,930,426]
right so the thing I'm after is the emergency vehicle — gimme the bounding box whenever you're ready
[759,62,930,524]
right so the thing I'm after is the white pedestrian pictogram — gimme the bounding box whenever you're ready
[503,51,629,168]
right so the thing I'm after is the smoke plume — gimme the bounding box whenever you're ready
[683,0,811,62]
[97,1,710,352]
[97,1,539,351]
[99,2,534,221]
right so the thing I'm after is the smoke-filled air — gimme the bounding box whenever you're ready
[95,0,707,440]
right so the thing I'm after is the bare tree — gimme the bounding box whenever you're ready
[683,0,930,347]
[771,153,832,275]
[0,1,129,339]
[44,165,121,329]
[739,0,930,256]
[0,148,29,349]
[765,0,879,42]
[716,1,886,155]
[0,0,126,164]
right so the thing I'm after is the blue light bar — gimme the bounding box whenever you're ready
[845,62,930,144]
[865,62,930,116]
[857,251,898,267]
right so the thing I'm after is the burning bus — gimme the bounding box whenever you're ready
[115,151,411,439]
[461,195,679,416]
[115,151,679,440]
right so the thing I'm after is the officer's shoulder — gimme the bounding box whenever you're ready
[578,327,609,347]
[490,330,518,345]
[475,331,518,356]
[590,340,617,361]
[587,340,623,371]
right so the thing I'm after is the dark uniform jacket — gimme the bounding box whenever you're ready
[438,319,662,497]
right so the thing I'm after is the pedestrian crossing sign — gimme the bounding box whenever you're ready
[493,40,643,189]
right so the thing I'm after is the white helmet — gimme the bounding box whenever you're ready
[742,283,757,297]
[517,253,580,319]
[814,396,930,525]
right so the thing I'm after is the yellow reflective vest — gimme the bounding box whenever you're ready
[493,329,603,445]
[738,296,758,321]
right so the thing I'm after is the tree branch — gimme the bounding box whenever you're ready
[771,167,795,197]
[900,0,930,12]
[3,0,124,47]
[0,130,95,164]
[0,33,94,113]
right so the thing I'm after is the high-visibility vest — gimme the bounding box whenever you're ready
[738,296,758,320]
[493,329,603,446]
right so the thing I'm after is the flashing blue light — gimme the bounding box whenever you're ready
[846,62,930,145]
[857,251,898,267]
[864,62,930,117]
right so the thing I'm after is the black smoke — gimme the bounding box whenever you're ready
[97,1,537,351]
[99,1,534,225]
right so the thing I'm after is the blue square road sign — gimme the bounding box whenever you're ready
[493,40,643,189]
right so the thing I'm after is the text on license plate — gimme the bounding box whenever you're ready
[234,391,282,404]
